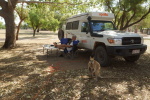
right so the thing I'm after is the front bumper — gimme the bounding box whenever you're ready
[106,44,147,57]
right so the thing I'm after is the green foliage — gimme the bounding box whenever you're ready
[42,12,60,31]
[140,14,150,28]
[54,12,72,28]
[103,0,150,30]
[20,23,29,29]
[25,0,96,33]
[0,21,5,29]
[15,3,29,40]
[29,8,41,29]
[27,4,58,31]
[27,4,45,33]
[15,4,29,20]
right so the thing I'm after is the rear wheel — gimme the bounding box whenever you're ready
[58,29,64,40]
[124,55,140,62]
[94,46,110,67]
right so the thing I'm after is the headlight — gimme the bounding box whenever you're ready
[141,36,144,44]
[107,38,122,45]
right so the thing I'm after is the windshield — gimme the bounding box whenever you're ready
[91,21,117,32]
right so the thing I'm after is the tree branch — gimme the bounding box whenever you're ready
[105,0,114,13]
[10,0,18,9]
[8,0,12,8]
[117,17,121,28]
[114,10,120,26]
[18,0,90,6]
[0,0,6,7]
[0,9,4,18]
[119,12,126,29]
[122,8,150,30]
[124,11,136,28]
[0,0,18,11]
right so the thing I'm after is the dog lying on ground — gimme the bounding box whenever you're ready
[88,56,101,80]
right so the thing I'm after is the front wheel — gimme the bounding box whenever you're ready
[124,55,140,62]
[94,46,110,67]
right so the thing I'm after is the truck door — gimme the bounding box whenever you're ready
[79,22,92,49]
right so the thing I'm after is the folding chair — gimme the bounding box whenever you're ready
[60,38,71,44]
[58,38,71,56]
[64,40,79,59]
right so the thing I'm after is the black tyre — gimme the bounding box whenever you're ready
[124,55,140,62]
[94,46,110,67]
[58,29,64,40]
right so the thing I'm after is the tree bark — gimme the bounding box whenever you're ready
[120,12,126,30]
[16,20,23,40]
[3,11,16,48]
[33,29,36,37]
[0,0,18,49]
[121,8,150,30]
[37,28,39,32]
[15,2,26,40]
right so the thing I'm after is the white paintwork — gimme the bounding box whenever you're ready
[67,12,114,22]
[64,12,144,50]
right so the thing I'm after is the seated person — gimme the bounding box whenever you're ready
[53,35,79,53]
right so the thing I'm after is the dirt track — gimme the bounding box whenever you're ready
[0,29,150,100]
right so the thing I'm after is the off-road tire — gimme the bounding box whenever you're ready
[124,55,140,62]
[94,46,110,67]
[58,29,64,40]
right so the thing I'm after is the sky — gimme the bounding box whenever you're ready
[0,0,149,26]
[0,17,5,25]
[0,16,20,25]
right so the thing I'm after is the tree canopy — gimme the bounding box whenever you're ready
[103,0,150,30]
[25,0,96,36]
[0,21,5,29]
[139,14,150,30]
[15,3,28,40]
[0,0,150,49]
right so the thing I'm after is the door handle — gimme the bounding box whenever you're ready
[67,32,73,35]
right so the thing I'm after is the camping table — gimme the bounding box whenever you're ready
[43,44,59,57]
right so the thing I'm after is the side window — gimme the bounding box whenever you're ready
[66,22,72,30]
[81,22,88,32]
[72,21,79,30]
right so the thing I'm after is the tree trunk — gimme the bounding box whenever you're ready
[0,0,18,49]
[33,29,36,37]
[37,28,39,32]
[16,20,23,40]
[2,10,16,49]
[120,12,126,30]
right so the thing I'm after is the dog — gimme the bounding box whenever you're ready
[88,56,101,80]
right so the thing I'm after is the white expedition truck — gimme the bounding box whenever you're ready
[58,12,147,67]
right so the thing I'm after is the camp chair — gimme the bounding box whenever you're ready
[60,38,71,44]
[58,38,79,58]
[58,38,71,56]
[64,40,80,59]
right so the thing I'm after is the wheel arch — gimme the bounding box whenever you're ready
[93,41,106,51]
[94,42,110,67]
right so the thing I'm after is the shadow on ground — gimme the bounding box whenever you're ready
[18,32,58,36]
[0,43,150,100]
